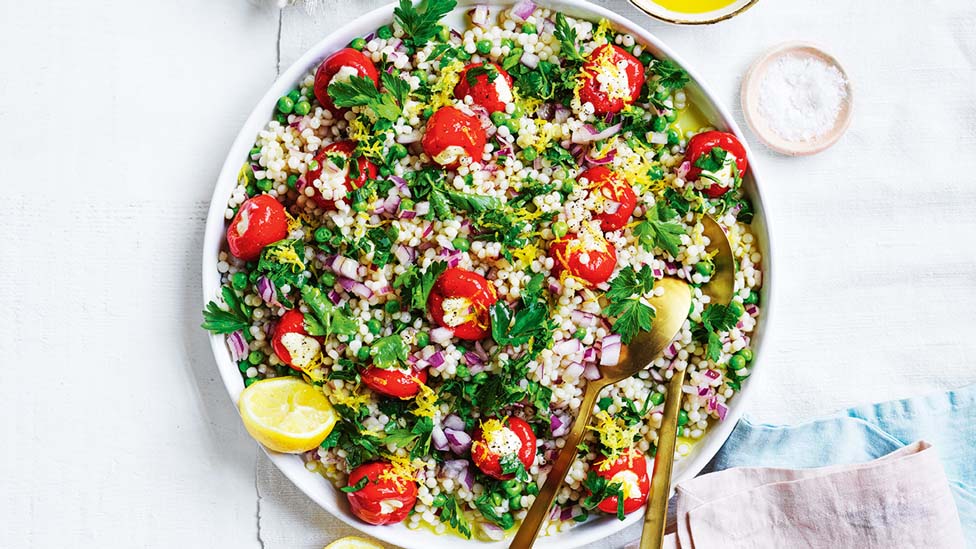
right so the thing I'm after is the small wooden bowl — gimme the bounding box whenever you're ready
[741,42,853,156]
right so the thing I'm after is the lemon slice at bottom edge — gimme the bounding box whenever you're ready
[325,536,385,549]
[238,377,337,453]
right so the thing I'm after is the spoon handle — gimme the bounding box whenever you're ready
[510,384,601,549]
[640,367,687,549]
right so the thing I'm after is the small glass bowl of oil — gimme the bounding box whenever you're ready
[628,0,758,25]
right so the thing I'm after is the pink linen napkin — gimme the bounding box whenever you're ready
[652,441,964,548]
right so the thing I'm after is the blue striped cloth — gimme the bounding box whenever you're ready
[704,384,976,547]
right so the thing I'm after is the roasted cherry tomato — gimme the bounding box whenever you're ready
[304,140,377,210]
[226,194,289,261]
[685,131,748,198]
[578,166,637,232]
[421,106,487,169]
[345,461,418,525]
[361,365,429,399]
[427,268,498,340]
[549,231,618,287]
[577,44,645,114]
[453,62,515,114]
[313,48,380,113]
[591,450,650,516]
[471,416,537,480]
[270,309,322,371]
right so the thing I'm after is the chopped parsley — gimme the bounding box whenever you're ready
[651,59,690,91]
[370,335,409,369]
[256,238,306,294]
[300,285,359,337]
[489,273,555,357]
[633,200,687,258]
[553,13,584,62]
[393,260,447,313]
[605,265,657,344]
[695,302,740,361]
[433,494,472,539]
[393,0,457,50]
[201,286,252,335]
[327,72,410,122]
[384,415,435,460]
[581,470,626,520]
[499,453,531,482]
[339,476,369,493]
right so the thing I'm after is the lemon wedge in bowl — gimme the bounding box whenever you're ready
[324,536,384,549]
[238,377,337,453]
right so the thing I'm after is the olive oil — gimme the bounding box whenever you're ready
[651,0,739,14]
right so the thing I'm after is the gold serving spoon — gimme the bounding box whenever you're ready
[640,215,735,549]
[510,276,692,549]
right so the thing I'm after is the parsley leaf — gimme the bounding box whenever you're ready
[553,13,584,62]
[327,74,406,122]
[434,494,472,539]
[201,286,252,334]
[301,285,359,337]
[393,0,457,50]
[474,485,516,529]
[499,453,531,482]
[490,272,555,356]
[340,476,369,493]
[694,146,729,173]
[697,303,740,361]
[652,59,690,91]
[633,201,686,258]
[581,470,626,521]
[393,260,448,312]
[604,266,657,344]
[444,189,502,213]
[370,335,409,369]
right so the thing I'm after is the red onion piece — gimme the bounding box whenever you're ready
[227,331,248,362]
[421,219,434,236]
[256,276,279,306]
[600,334,622,366]
[428,351,446,368]
[560,506,574,521]
[432,424,449,451]
[571,122,622,144]
[462,466,475,490]
[582,363,602,381]
[564,362,584,379]
[510,0,536,21]
[520,50,540,69]
[550,413,570,437]
[444,414,465,431]
[444,428,472,455]
[745,304,759,317]
[327,290,341,305]
[716,402,729,421]
[469,5,489,26]
[339,277,373,299]
[331,255,362,281]
[481,522,505,541]
[394,245,415,265]
[663,342,678,359]
[464,351,484,367]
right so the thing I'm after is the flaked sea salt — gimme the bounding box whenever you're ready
[758,54,848,143]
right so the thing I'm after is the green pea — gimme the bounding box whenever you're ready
[277,95,295,114]
[248,270,261,283]
[376,25,393,39]
[378,166,391,177]
[501,38,516,49]
[394,319,410,332]
[728,354,746,371]
[472,372,488,384]
[294,100,311,116]
[256,179,273,192]
[526,482,539,496]
[665,109,678,122]
[521,22,537,34]
[638,52,654,65]
[452,237,470,252]
[274,113,288,125]
[695,262,714,277]
[308,159,320,171]
[509,495,523,510]
[744,290,759,305]
[456,364,470,378]
[561,181,574,194]
[552,220,570,238]
[357,345,370,361]
[352,200,368,213]
[650,392,665,406]
[728,300,745,319]
[231,272,248,290]
[286,174,299,189]
[416,332,430,348]
[437,24,451,42]
[648,166,665,180]
[737,348,754,363]
[655,88,671,101]
[477,39,492,54]
[350,37,367,51]
[678,409,689,426]
[384,300,400,314]
[667,129,680,146]
[502,479,523,496]
[320,272,336,287]
[248,350,265,365]
[329,235,344,247]
[490,111,508,126]
[312,227,330,243]
[652,116,668,132]
[244,377,257,387]
[522,147,538,161]
[400,199,416,212]
[432,493,448,507]
[503,119,519,134]
[287,90,301,103]
[367,319,382,335]
[573,327,586,340]
[238,361,249,373]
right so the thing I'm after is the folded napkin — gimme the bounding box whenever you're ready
[662,441,964,548]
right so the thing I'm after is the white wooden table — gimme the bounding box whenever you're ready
[2,1,974,547]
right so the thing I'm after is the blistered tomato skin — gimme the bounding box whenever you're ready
[427,268,498,340]
[549,233,618,287]
[592,450,650,515]
[686,131,748,198]
[471,417,537,480]
[313,48,380,113]
[453,62,514,114]
[421,107,487,169]
[226,194,289,261]
[361,365,428,399]
[577,44,646,114]
[345,462,418,525]
[304,140,377,210]
[579,166,637,232]
[270,309,319,370]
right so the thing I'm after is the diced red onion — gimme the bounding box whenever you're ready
[428,351,446,368]
[600,334,622,366]
[256,276,279,305]
[390,175,408,193]
[227,331,248,362]
[469,5,489,26]
[548,280,562,294]
[716,402,729,421]
[560,506,574,521]
[331,255,362,281]
[677,160,691,179]
[339,277,373,299]
[652,268,664,278]
[570,310,598,327]
[698,386,711,397]
[520,51,540,69]
[481,522,505,541]
[464,351,484,367]
[583,363,602,380]
[746,304,759,317]
[421,220,434,237]
[510,0,536,21]
[462,466,475,490]
[441,459,468,479]
[327,290,341,304]
[444,414,465,431]
[383,194,401,214]
[572,122,623,144]
[663,342,678,359]
[664,261,679,275]
[553,338,582,356]
[551,413,569,437]
[400,210,416,219]
[432,424,449,451]
[564,362,584,379]
[583,346,597,363]
[431,327,453,345]
[444,428,472,454]
[394,245,415,265]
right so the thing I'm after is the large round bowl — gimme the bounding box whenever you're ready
[202,1,773,547]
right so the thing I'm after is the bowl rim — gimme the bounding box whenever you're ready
[201,1,774,547]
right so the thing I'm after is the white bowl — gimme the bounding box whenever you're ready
[202,2,773,547]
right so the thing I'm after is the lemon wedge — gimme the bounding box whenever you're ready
[324,536,384,549]
[238,377,337,453]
